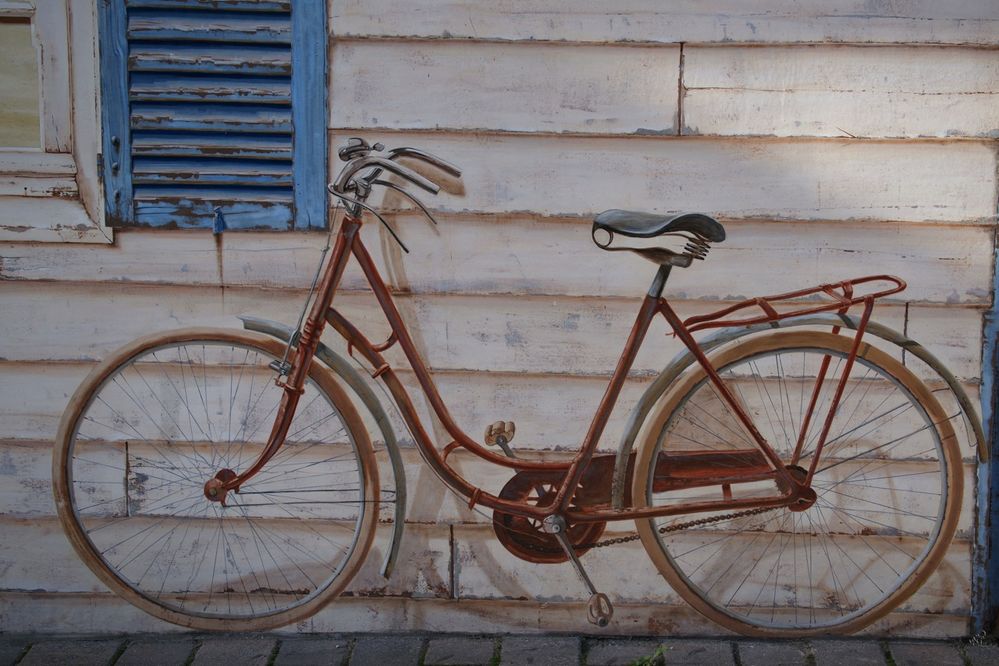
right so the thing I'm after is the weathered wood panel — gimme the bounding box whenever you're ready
[3,218,992,304]
[0,515,974,611]
[454,524,973,613]
[330,132,998,223]
[0,282,984,379]
[1,436,980,536]
[0,197,109,243]
[0,592,970,636]
[331,41,680,134]
[4,351,981,454]
[330,0,999,46]
[0,517,452,600]
[684,46,999,139]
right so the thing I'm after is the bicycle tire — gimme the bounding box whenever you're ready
[632,331,962,636]
[53,328,378,631]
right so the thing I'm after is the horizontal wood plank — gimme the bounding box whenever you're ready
[329,0,999,46]
[0,517,452,600]
[0,591,970,636]
[1,219,992,304]
[331,41,680,134]
[0,511,974,610]
[0,197,109,244]
[684,46,999,139]
[455,523,972,612]
[330,132,998,223]
[0,281,983,379]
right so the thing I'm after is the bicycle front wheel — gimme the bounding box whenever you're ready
[633,331,961,636]
[53,328,378,631]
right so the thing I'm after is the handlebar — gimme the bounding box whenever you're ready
[385,147,461,178]
[331,155,440,196]
[328,138,461,253]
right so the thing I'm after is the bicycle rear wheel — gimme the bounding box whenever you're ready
[53,328,378,631]
[633,331,961,636]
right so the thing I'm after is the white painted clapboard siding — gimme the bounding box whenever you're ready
[331,132,998,223]
[331,41,999,139]
[683,46,999,138]
[0,281,984,380]
[1,0,995,637]
[330,0,999,46]
[332,41,681,134]
[1,218,993,303]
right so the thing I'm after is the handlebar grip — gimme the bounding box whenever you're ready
[387,147,462,178]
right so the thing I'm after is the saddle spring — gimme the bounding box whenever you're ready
[673,232,713,262]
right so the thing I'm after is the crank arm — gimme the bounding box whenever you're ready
[543,515,614,627]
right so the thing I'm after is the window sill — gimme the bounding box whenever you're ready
[0,152,112,244]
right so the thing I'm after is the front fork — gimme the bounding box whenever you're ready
[204,217,361,505]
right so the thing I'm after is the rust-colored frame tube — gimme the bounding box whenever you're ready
[218,213,895,523]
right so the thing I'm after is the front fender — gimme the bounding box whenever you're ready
[238,315,407,580]
[611,312,987,510]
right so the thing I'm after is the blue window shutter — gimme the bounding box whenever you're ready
[98,0,328,231]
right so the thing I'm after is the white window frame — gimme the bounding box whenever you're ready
[0,0,109,243]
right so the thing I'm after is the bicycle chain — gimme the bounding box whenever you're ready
[523,504,782,554]
[379,505,782,554]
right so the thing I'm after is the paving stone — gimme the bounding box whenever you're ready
[587,639,734,666]
[0,640,30,666]
[811,640,885,666]
[116,639,196,666]
[350,636,424,666]
[500,636,580,666]
[586,639,663,666]
[662,640,736,665]
[274,637,351,666]
[192,637,276,666]
[19,639,123,666]
[737,641,808,666]
[968,644,999,666]
[889,642,963,666]
[424,637,496,665]
[275,638,350,666]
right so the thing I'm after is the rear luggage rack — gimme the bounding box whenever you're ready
[681,275,906,334]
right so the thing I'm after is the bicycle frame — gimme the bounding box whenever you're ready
[209,211,900,526]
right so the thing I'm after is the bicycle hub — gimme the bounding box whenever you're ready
[204,468,237,506]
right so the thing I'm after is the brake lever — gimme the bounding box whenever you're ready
[327,185,410,254]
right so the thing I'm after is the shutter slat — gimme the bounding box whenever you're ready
[133,157,292,187]
[134,196,294,230]
[131,103,292,133]
[129,73,290,104]
[129,44,291,75]
[128,13,292,44]
[126,1,291,12]
[132,133,292,160]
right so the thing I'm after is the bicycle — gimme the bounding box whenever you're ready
[53,137,987,636]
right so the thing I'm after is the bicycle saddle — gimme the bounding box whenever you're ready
[592,210,726,267]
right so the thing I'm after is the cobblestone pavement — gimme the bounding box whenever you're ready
[1,633,996,666]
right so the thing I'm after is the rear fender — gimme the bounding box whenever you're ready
[611,312,987,510]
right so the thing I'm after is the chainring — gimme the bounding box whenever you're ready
[492,470,607,564]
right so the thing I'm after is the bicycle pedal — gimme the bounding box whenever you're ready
[484,421,516,446]
[587,593,614,628]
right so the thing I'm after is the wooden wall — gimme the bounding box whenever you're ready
[0,1,997,636]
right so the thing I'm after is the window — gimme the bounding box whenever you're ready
[98,0,327,231]
[0,0,106,243]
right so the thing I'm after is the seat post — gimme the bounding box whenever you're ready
[647,264,672,298]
